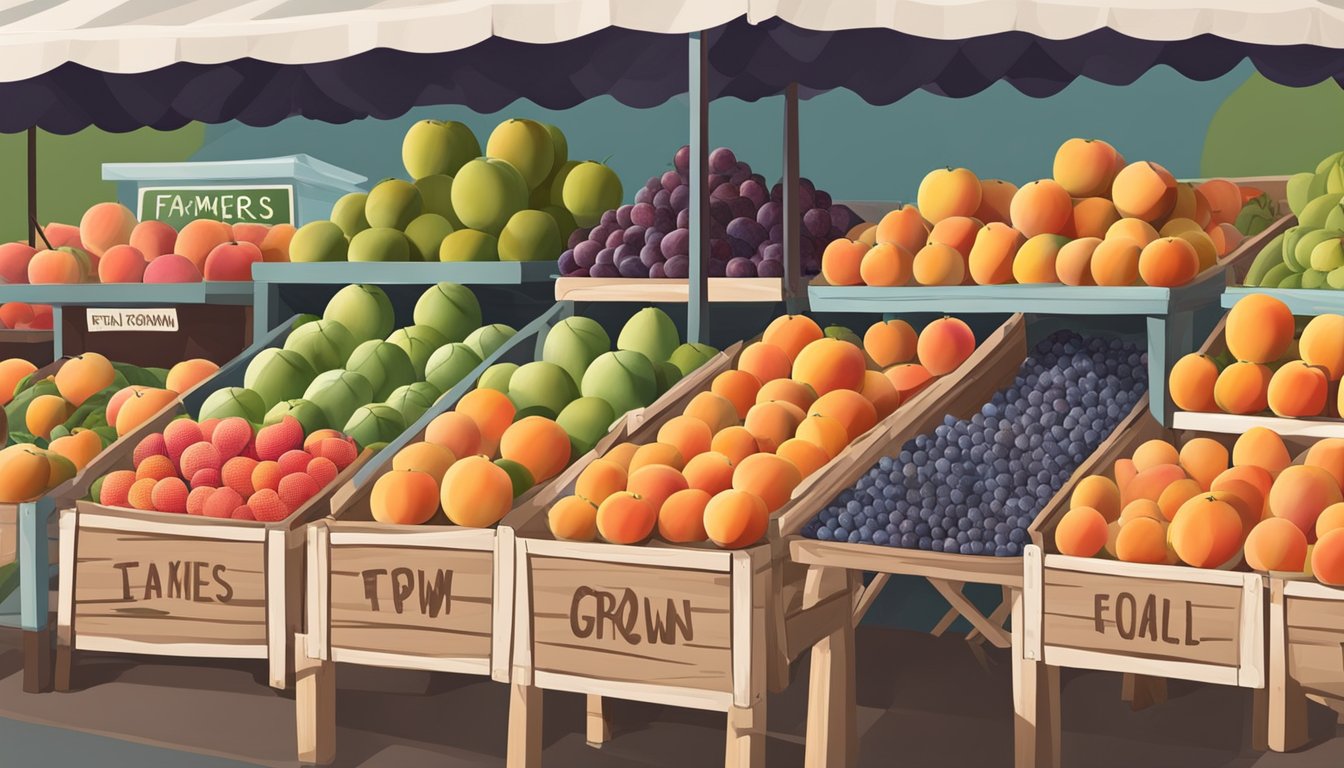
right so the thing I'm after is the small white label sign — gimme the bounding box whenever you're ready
[86,308,179,332]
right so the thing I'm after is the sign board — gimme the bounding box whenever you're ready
[137,185,294,229]
[86,308,179,333]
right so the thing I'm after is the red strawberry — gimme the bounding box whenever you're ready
[278,449,312,476]
[303,429,343,451]
[311,437,358,470]
[306,456,338,488]
[256,416,304,462]
[211,417,252,460]
[248,488,289,522]
[180,441,221,479]
[278,472,320,513]
[199,417,222,442]
[231,504,256,520]
[163,418,203,465]
[132,433,168,468]
[203,487,243,519]
[186,486,215,515]
[99,470,137,507]
[150,477,189,514]
[189,468,220,489]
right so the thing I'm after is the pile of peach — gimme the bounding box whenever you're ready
[1171,293,1344,418]
[546,314,977,548]
[0,203,294,285]
[822,137,1251,289]
[1054,427,1344,585]
[0,303,51,331]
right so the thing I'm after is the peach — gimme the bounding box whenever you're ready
[883,363,933,399]
[1053,138,1120,197]
[1214,361,1271,415]
[1233,426,1291,477]
[97,244,147,283]
[704,488,768,549]
[1298,314,1344,381]
[1212,465,1274,513]
[793,338,866,395]
[1115,517,1168,564]
[1089,238,1141,286]
[1176,228,1217,272]
[928,216,982,259]
[1071,475,1121,523]
[912,242,965,286]
[1244,518,1306,572]
[711,369,762,420]
[1170,495,1243,567]
[0,243,36,284]
[710,426,759,465]
[875,205,929,253]
[808,390,877,443]
[738,342,792,384]
[79,202,137,257]
[1054,506,1108,557]
[392,442,456,483]
[683,451,735,495]
[56,352,115,406]
[657,415,713,461]
[967,222,1023,285]
[499,416,570,482]
[129,221,177,260]
[1056,237,1100,286]
[974,179,1018,224]
[1132,439,1179,471]
[142,253,202,283]
[0,358,35,406]
[1121,463,1186,506]
[795,414,848,458]
[1270,465,1343,540]
[441,456,514,528]
[1197,179,1243,227]
[916,316,975,376]
[1214,479,1266,533]
[821,239,866,286]
[1157,478,1202,522]
[1314,529,1344,585]
[732,452,802,513]
[425,411,482,462]
[259,223,295,263]
[1179,438,1229,491]
[27,249,82,284]
[576,458,627,505]
[683,391,739,432]
[42,223,82,249]
[202,241,262,281]
[231,223,269,246]
[1318,503,1344,539]
[1011,234,1068,284]
[1010,179,1073,237]
[863,320,917,368]
[777,438,830,477]
[859,242,913,286]
[1206,223,1243,257]
[1071,197,1121,240]
[175,219,234,271]
[549,495,599,541]
[596,491,657,544]
[916,167,982,223]
[744,401,802,453]
[1112,161,1177,222]
[1106,218,1160,247]
[1268,361,1328,418]
[627,464,689,513]
[628,441,685,473]
[756,378,818,412]
[1306,439,1344,490]
[762,315,824,363]
[1137,237,1198,287]
[658,488,711,543]
[860,370,900,418]
[455,388,515,457]
[1169,353,1219,412]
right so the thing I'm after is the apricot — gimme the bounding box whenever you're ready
[762,315,824,363]
[1055,506,1108,557]
[441,455,513,527]
[1212,465,1273,512]
[808,390,878,444]
[0,244,36,285]
[1178,438,1229,491]
[704,488,769,549]
[859,242,913,287]
[1119,498,1164,525]
[1214,361,1271,415]
[916,316,975,376]
[1114,458,1138,493]
[371,470,440,525]
[79,202,137,257]
[738,342,792,384]
[259,223,295,262]
[1154,477,1200,522]
[1168,353,1218,413]
[1318,503,1344,540]
[596,491,657,544]
[1053,138,1120,197]
[628,464,689,513]
[0,358,35,406]
[912,242,965,286]
[1009,179,1073,238]
[743,401,801,452]
[1314,529,1344,585]
[792,337,866,396]
[576,458,627,504]
[1176,229,1217,273]
[548,495,598,541]
[393,442,456,483]
[1205,222,1241,257]
[49,429,102,471]
[129,220,177,260]
[115,388,176,437]
[683,451,734,495]
[1055,237,1100,286]
[657,488,711,543]
[1170,495,1243,567]
[711,369,761,420]
[1268,361,1328,417]
[1306,439,1344,490]
[1197,179,1243,227]
[1089,238,1141,286]
[875,205,930,253]
[1132,439,1179,471]
[860,370,901,418]
[855,225,878,246]
[604,442,639,471]
[657,415,712,461]
[1071,197,1121,240]
[883,363,933,399]
[455,388,516,457]
[1106,218,1160,247]
[731,452,803,514]
[165,358,218,394]
[1138,237,1199,287]
[917,167,981,223]
[965,222,1022,285]
[927,216,981,259]
[425,411,482,463]
[777,438,830,478]
[755,379,818,414]
[1121,463,1186,506]
[1243,518,1307,572]
[26,394,70,439]
[1112,161,1177,222]
[1114,517,1167,564]
[975,179,1017,223]
[711,426,759,466]
[203,240,262,281]
[1225,294,1294,364]
[863,320,917,368]
[821,239,866,286]
[0,302,35,328]
[1233,426,1291,477]
[1071,475,1121,522]
[1270,465,1343,540]
[1011,234,1067,284]
[27,249,82,284]
[683,391,739,432]
[628,441,685,473]
[1298,314,1344,381]
[175,219,233,270]
[97,244,147,283]
[499,416,571,482]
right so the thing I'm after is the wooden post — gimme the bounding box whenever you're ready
[725,699,766,768]
[19,499,51,692]
[294,633,335,765]
[1267,578,1308,752]
[585,694,609,747]
[803,566,857,768]
[507,683,542,768]
[782,83,802,314]
[26,127,36,249]
[1149,310,1192,425]
[687,30,710,344]
[1011,588,1060,768]
[55,508,75,692]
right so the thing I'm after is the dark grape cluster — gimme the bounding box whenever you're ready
[801,331,1149,557]
[557,146,859,279]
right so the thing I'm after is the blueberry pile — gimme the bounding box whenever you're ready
[802,331,1148,557]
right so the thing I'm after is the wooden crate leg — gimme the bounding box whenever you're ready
[1267,579,1308,752]
[507,683,542,768]
[585,694,609,747]
[295,633,335,765]
[54,625,72,692]
[804,568,857,768]
[1012,589,1060,768]
[22,627,51,693]
[725,699,766,768]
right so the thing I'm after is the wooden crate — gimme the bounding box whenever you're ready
[54,398,368,692]
[1024,405,1272,689]
[1263,576,1344,751]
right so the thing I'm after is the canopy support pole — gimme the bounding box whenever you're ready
[782,83,802,313]
[688,30,710,344]
[27,127,36,248]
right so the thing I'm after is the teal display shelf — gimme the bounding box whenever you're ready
[251,261,556,285]
[1221,287,1344,315]
[0,281,254,307]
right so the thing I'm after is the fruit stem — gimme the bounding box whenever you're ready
[28,216,53,250]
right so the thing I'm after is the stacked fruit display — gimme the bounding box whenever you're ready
[292,118,618,264]
[0,302,52,330]
[802,331,1148,555]
[1052,427,1344,586]
[0,353,219,502]
[1244,148,1344,289]
[92,415,360,520]
[205,283,507,449]
[821,138,1269,288]
[1170,293,1343,418]
[543,314,978,549]
[0,208,293,285]
[368,307,720,527]
[557,145,859,279]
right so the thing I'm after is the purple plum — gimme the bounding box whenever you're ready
[726,257,757,277]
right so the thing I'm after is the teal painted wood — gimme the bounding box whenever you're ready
[350,302,568,488]
[19,497,54,632]
[251,261,556,285]
[0,281,254,306]
[51,305,63,358]
[181,316,296,416]
[252,281,282,342]
[687,30,710,344]
[807,281,1227,316]
[1221,287,1344,314]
